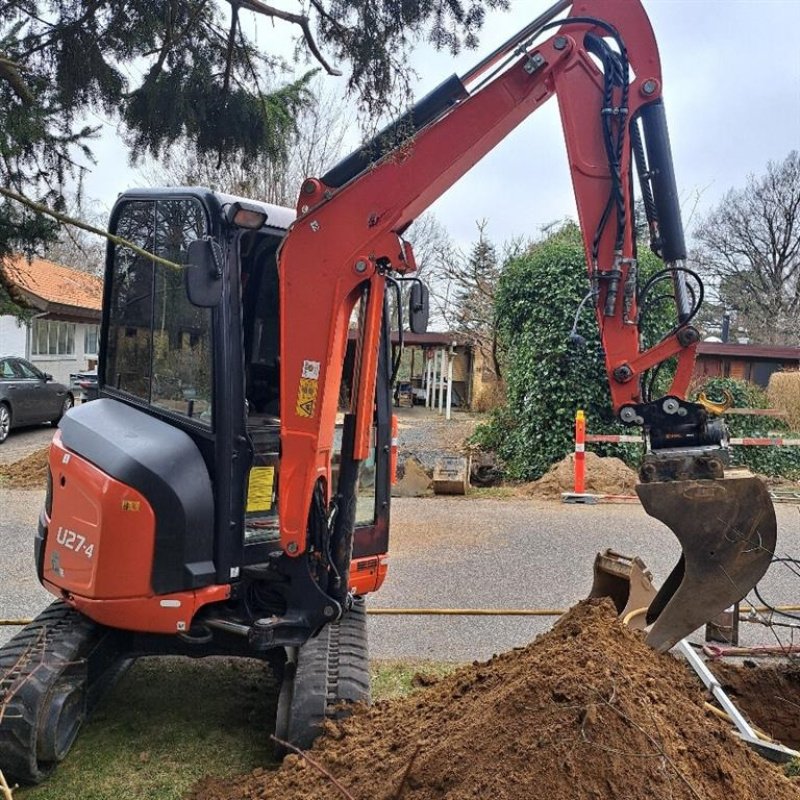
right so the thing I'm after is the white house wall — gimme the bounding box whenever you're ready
[0,315,27,358]
[0,314,98,386]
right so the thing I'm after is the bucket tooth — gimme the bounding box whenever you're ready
[636,477,776,652]
[589,549,658,629]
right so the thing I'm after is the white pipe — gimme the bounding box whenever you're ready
[446,351,453,421]
[438,348,445,415]
[425,353,432,408]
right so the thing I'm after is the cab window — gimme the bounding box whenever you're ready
[105,197,213,424]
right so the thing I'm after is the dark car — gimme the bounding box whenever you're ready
[69,368,99,402]
[0,356,74,443]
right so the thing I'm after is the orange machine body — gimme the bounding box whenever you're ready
[41,432,385,633]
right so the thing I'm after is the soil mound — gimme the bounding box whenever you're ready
[525,451,637,499]
[189,600,797,800]
[0,447,49,489]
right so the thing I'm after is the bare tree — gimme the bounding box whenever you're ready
[401,213,458,329]
[40,198,107,275]
[693,151,800,345]
[426,219,506,378]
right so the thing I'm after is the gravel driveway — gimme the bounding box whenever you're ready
[2,489,800,660]
[0,425,55,464]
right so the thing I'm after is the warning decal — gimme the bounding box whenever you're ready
[295,377,318,418]
[302,360,321,380]
[246,466,275,513]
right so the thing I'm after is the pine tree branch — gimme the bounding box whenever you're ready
[0,186,182,271]
[234,0,342,76]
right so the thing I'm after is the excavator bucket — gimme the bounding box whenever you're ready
[589,549,658,630]
[637,477,777,652]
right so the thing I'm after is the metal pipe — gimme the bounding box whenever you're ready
[446,347,454,421]
[204,617,251,637]
[438,348,445,414]
[677,639,800,761]
[460,0,573,85]
[671,260,693,323]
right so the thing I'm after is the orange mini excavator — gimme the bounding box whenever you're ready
[0,0,776,783]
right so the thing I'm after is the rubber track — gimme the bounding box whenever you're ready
[0,601,103,784]
[279,597,370,751]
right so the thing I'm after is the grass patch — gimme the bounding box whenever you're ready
[12,656,456,800]
[16,657,278,800]
[370,659,459,700]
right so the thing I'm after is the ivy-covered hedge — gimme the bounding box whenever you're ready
[473,224,672,480]
[693,376,800,479]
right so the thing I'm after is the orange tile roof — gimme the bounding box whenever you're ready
[1,255,102,312]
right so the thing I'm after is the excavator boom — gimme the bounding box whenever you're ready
[277,0,775,646]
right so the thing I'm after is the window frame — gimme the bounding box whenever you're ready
[31,320,77,357]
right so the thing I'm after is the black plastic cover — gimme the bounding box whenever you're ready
[321,74,468,189]
[59,399,216,594]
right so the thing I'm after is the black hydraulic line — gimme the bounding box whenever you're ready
[385,276,404,385]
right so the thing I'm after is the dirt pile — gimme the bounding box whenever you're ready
[392,458,433,498]
[0,447,49,489]
[189,600,798,800]
[526,451,638,499]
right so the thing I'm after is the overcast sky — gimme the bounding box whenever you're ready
[80,0,800,252]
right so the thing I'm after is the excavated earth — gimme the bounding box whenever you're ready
[188,600,799,800]
[525,452,638,499]
[713,661,800,749]
[0,447,49,489]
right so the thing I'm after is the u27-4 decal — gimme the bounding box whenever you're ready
[56,526,95,559]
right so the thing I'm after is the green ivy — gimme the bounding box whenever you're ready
[473,223,673,480]
[693,377,800,479]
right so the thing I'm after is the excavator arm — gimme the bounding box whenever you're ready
[276,0,776,649]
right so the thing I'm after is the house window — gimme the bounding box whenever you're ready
[84,325,99,356]
[32,320,75,356]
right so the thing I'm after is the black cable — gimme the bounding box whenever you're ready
[754,582,800,623]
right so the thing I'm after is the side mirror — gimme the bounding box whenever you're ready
[409,282,430,334]
[186,239,224,307]
[44,373,53,382]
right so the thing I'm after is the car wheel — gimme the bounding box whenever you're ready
[0,403,10,444]
[52,394,74,425]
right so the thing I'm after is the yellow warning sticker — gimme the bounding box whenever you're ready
[121,500,141,512]
[295,377,318,419]
[247,466,275,513]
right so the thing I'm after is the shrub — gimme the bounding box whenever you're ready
[472,223,673,480]
[693,376,800,479]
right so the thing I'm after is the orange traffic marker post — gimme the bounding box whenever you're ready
[562,409,599,504]
[574,409,586,494]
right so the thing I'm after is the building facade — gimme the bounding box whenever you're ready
[0,256,102,385]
